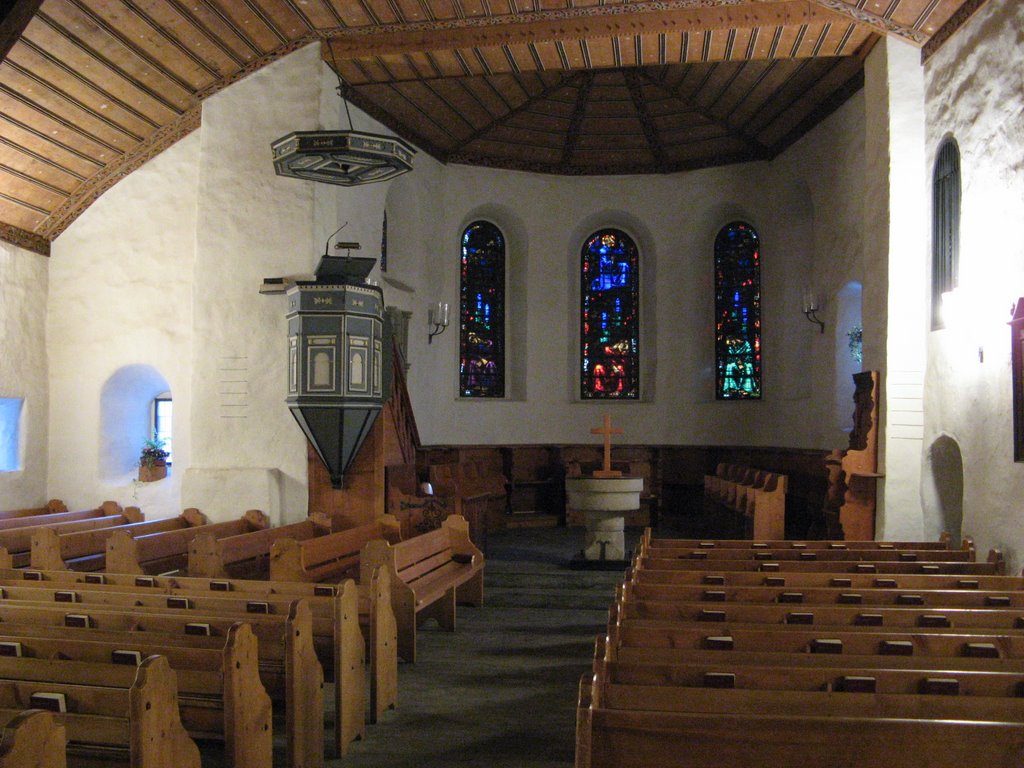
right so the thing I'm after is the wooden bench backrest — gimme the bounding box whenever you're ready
[0,502,126,533]
[106,510,267,574]
[268,516,400,583]
[635,554,1005,575]
[30,515,193,570]
[189,513,332,578]
[0,498,67,520]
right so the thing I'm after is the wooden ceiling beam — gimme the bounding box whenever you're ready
[809,0,927,45]
[324,1,834,60]
[623,69,667,167]
[0,222,50,256]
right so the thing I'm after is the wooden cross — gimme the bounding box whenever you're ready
[591,414,623,478]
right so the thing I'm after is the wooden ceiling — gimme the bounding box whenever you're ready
[0,0,989,255]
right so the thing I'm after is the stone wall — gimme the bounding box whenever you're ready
[922,0,1024,571]
[0,242,48,507]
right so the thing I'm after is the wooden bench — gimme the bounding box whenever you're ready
[105,510,269,574]
[701,466,788,539]
[0,504,144,568]
[0,655,200,768]
[626,565,1024,591]
[0,565,394,755]
[268,515,401,584]
[0,623,270,768]
[187,512,335,578]
[634,551,1006,575]
[0,709,66,768]
[31,509,207,571]
[0,501,128,533]
[361,515,483,662]
[0,499,66,520]
[623,577,1024,609]
[640,528,960,551]
[0,596,322,766]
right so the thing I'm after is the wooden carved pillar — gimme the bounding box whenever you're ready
[825,370,881,540]
[307,415,385,527]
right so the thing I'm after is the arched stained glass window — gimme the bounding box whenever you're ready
[715,221,761,400]
[931,138,960,330]
[581,229,639,399]
[460,221,506,398]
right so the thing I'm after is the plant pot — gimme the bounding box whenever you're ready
[138,461,167,482]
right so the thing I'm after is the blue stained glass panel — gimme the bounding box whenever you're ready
[460,221,506,397]
[581,229,639,399]
[715,221,761,399]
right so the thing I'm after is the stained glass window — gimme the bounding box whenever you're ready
[460,221,506,398]
[715,221,761,400]
[581,229,639,399]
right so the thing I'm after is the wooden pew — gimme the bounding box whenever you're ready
[268,515,401,584]
[31,509,206,571]
[638,546,977,563]
[187,512,334,578]
[623,578,1024,609]
[361,515,483,663]
[634,551,1006,575]
[576,675,1024,768]
[639,528,959,551]
[0,596,322,767]
[626,565,1024,592]
[0,655,200,768]
[0,566,393,755]
[0,504,144,568]
[105,510,269,575]
[0,623,270,768]
[0,501,125,533]
[0,710,66,768]
[0,499,67,521]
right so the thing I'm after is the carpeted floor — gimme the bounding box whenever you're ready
[326,525,634,768]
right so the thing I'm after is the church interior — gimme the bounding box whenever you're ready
[1,0,1023,765]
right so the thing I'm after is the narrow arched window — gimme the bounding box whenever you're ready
[931,138,960,330]
[581,229,639,399]
[715,221,761,400]
[459,221,506,398]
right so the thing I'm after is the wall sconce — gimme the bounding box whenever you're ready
[802,291,825,334]
[428,302,450,344]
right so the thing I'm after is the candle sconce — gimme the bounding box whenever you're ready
[428,302,450,344]
[802,292,825,334]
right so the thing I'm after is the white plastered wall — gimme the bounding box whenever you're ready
[47,132,199,518]
[0,242,49,507]
[922,0,1024,571]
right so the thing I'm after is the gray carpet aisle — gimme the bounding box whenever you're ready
[328,527,632,768]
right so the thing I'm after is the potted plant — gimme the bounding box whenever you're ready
[138,435,169,482]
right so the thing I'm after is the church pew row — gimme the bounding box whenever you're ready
[187,512,337,578]
[0,596,323,766]
[626,566,1024,591]
[267,515,403,584]
[577,676,1024,768]
[0,709,66,768]
[0,655,200,768]
[701,465,787,540]
[0,504,143,568]
[633,551,1005,575]
[0,502,122,533]
[0,624,271,768]
[361,515,484,663]
[636,546,977,563]
[639,528,959,552]
[615,589,1024,632]
[0,565,396,751]
[622,578,1024,609]
[30,508,207,571]
[104,509,269,575]
[0,499,67,521]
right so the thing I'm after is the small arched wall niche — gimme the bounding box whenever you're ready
[922,434,964,543]
[100,365,171,482]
